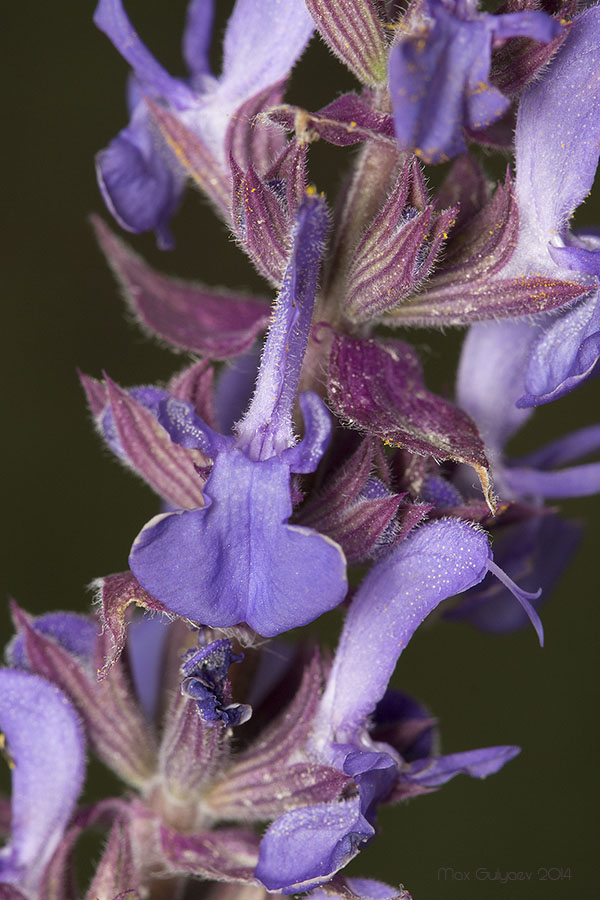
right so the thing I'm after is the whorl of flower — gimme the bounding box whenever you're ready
[4,586,518,895]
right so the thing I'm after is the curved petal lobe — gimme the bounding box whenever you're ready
[0,670,85,893]
[255,797,371,893]
[319,520,490,742]
[130,451,347,636]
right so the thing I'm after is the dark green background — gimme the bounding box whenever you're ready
[2,2,598,897]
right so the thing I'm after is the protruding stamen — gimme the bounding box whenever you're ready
[485,559,544,647]
[180,639,252,727]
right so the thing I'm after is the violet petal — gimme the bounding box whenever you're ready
[280,392,332,474]
[517,424,600,469]
[513,6,600,272]
[157,395,231,457]
[0,670,85,894]
[94,0,192,104]
[389,5,501,163]
[255,797,372,893]
[456,320,536,451]
[518,291,600,406]
[390,1,560,164]
[95,111,183,250]
[129,452,347,636]
[194,0,313,163]
[503,461,600,499]
[393,745,520,792]
[221,0,313,107]
[183,0,216,78]
[127,613,171,720]
[236,192,329,460]
[317,519,490,742]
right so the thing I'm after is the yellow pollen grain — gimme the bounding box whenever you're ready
[0,732,15,770]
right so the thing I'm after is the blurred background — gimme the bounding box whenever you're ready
[2,1,598,897]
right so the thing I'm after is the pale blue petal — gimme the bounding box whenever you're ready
[0,671,85,893]
[183,0,216,77]
[456,320,536,452]
[255,797,371,893]
[318,520,490,743]
[518,290,600,406]
[94,0,192,106]
[512,6,600,271]
[129,451,347,637]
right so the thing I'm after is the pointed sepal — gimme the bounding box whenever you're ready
[297,440,405,562]
[11,606,158,787]
[160,825,259,881]
[103,376,208,508]
[231,160,292,285]
[266,94,395,147]
[92,216,270,358]
[388,175,589,326]
[328,334,494,508]
[159,691,228,809]
[85,819,140,900]
[344,156,457,322]
[305,0,389,86]
[94,571,170,678]
[225,83,288,175]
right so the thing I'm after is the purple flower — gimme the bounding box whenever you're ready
[498,6,600,406]
[389,0,560,163]
[0,670,85,896]
[5,607,389,891]
[129,194,348,636]
[457,321,600,501]
[94,0,313,246]
[255,519,522,892]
